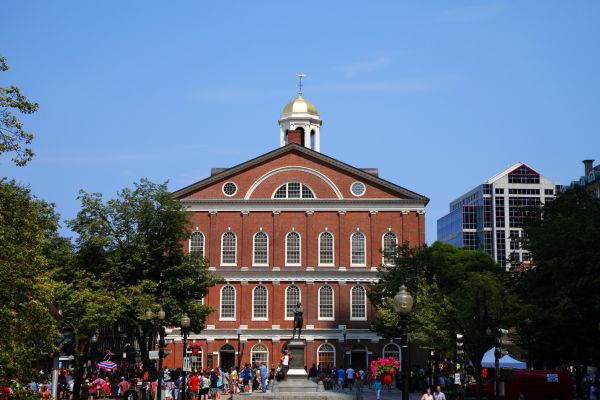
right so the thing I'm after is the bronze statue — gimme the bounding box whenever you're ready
[292,302,304,339]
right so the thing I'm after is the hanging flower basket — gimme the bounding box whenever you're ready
[370,356,399,378]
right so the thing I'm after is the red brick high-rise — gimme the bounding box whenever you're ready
[164,86,428,372]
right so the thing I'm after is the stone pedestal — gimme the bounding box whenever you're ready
[276,339,318,393]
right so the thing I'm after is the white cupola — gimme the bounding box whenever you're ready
[278,74,322,152]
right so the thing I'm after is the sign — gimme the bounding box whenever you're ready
[149,350,159,360]
[183,357,192,372]
[547,373,559,383]
[454,373,461,385]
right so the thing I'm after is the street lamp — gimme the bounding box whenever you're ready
[394,285,414,400]
[147,308,167,400]
[181,314,191,400]
[236,327,242,372]
[341,326,348,371]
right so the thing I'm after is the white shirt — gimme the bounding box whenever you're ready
[346,368,355,379]
[283,355,289,366]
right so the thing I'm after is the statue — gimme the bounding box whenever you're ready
[291,302,304,339]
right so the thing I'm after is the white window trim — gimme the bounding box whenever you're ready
[252,231,269,266]
[317,343,336,367]
[350,231,367,267]
[284,285,301,321]
[318,285,335,321]
[222,181,238,197]
[271,181,317,199]
[318,231,335,267]
[220,231,237,266]
[381,231,398,266]
[250,343,269,365]
[350,181,366,197]
[186,347,204,370]
[189,230,205,257]
[382,343,401,359]
[219,285,236,321]
[251,285,269,321]
[350,284,367,321]
[285,231,302,266]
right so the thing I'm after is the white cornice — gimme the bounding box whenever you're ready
[181,199,425,213]
[213,270,380,284]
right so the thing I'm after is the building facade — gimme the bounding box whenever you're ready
[163,89,428,372]
[571,159,600,198]
[437,162,560,269]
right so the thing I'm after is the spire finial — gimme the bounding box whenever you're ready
[296,73,306,95]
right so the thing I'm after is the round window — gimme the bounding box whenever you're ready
[351,181,366,197]
[222,182,237,196]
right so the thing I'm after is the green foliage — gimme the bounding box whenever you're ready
[0,56,39,166]
[515,186,600,366]
[369,241,519,397]
[0,179,61,382]
[67,179,219,361]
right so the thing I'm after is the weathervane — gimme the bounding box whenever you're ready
[297,73,306,95]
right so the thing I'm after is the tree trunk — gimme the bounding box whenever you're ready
[136,326,150,369]
[72,334,90,400]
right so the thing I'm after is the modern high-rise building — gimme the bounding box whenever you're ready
[437,162,560,269]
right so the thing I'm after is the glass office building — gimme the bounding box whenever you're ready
[437,163,560,269]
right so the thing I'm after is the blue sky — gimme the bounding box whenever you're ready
[2,1,599,243]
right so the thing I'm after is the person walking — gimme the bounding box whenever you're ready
[373,377,382,400]
[433,385,446,400]
[260,362,268,393]
[345,366,355,391]
[421,387,434,400]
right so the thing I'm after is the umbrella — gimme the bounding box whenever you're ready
[97,361,117,371]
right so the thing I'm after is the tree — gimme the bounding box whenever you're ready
[515,187,600,387]
[370,241,518,399]
[67,179,218,369]
[0,56,39,166]
[0,179,61,384]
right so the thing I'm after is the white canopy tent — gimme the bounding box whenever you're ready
[481,348,527,369]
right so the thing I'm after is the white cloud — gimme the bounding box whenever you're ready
[313,76,454,94]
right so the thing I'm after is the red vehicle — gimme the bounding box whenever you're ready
[468,369,574,400]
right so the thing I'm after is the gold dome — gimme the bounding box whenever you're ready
[282,94,319,116]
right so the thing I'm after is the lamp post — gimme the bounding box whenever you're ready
[181,314,191,400]
[394,285,414,400]
[342,326,348,371]
[147,308,166,400]
[236,326,242,373]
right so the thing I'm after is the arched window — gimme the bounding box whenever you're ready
[285,285,301,320]
[252,285,268,320]
[189,231,205,256]
[186,346,203,371]
[221,231,237,265]
[350,285,367,320]
[319,232,334,266]
[286,231,301,266]
[318,285,334,320]
[382,232,397,266]
[220,285,236,320]
[382,343,401,362]
[251,343,269,366]
[273,182,315,199]
[351,231,366,266]
[253,231,268,266]
[317,343,335,368]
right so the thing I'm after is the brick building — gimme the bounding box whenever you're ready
[163,88,429,372]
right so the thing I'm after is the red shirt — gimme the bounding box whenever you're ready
[189,375,200,391]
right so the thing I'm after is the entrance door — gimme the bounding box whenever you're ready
[350,345,368,371]
[219,344,236,371]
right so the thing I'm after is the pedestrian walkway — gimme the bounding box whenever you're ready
[341,387,421,400]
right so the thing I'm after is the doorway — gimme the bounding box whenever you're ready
[219,344,236,371]
[350,344,368,371]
